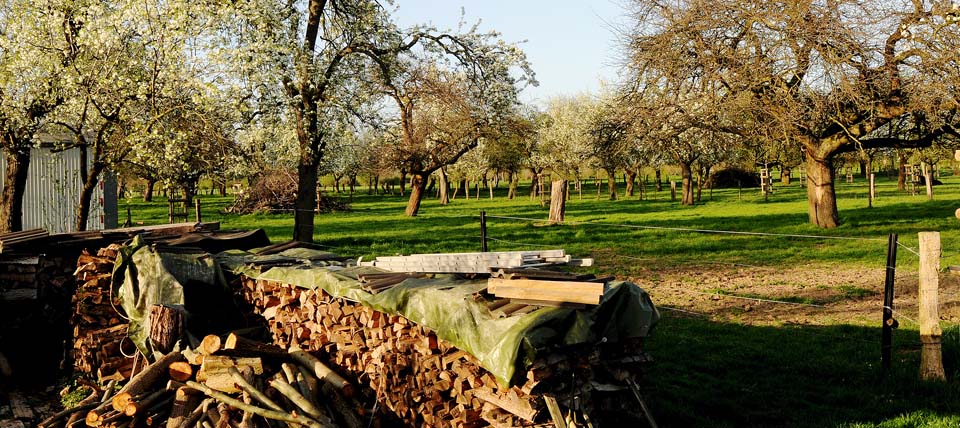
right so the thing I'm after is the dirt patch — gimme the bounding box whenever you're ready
[626,264,960,328]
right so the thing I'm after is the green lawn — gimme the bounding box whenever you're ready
[121,173,960,427]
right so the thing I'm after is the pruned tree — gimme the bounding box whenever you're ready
[370,29,533,216]
[625,0,960,227]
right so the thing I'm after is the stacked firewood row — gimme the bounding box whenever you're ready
[72,244,132,380]
[39,336,363,428]
[238,276,647,427]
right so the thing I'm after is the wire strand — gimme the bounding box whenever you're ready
[483,214,886,243]
[690,290,828,308]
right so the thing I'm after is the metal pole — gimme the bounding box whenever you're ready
[881,233,898,374]
[480,210,488,252]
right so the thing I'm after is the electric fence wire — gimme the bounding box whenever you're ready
[480,214,888,243]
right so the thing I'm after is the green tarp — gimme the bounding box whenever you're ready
[116,243,659,386]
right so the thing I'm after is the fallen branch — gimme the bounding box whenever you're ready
[185,381,332,428]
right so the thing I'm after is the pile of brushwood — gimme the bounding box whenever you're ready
[226,170,349,215]
[40,334,364,428]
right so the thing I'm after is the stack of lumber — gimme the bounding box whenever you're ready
[0,228,50,253]
[237,275,648,427]
[39,338,362,428]
[358,250,593,274]
[71,244,131,381]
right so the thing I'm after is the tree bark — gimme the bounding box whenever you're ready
[76,161,106,232]
[507,171,517,200]
[529,169,540,199]
[898,151,907,191]
[548,180,567,224]
[625,169,636,197]
[293,162,319,242]
[144,179,155,202]
[655,168,663,192]
[404,173,426,217]
[0,148,30,233]
[804,154,840,228]
[780,167,792,185]
[680,162,695,206]
[605,168,617,200]
[148,305,183,354]
[438,168,449,205]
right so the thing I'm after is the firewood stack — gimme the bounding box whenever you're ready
[71,244,132,380]
[237,275,650,427]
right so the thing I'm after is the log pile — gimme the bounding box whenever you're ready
[71,244,132,381]
[40,338,364,428]
[237,276,649,427]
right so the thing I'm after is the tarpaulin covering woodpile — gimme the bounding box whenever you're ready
[90,242,659,427]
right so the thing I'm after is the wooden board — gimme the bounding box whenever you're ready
[487,278,603,305]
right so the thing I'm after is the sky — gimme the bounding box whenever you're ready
[391,1,630,107]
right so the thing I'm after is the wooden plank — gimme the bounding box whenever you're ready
[488,287,600,305]
[488,278,603,296]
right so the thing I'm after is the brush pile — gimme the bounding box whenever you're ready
[40,335,369,428]
[226,170,349,215]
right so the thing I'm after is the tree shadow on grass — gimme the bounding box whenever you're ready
[641,316,960,428]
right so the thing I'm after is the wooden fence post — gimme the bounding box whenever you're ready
[881,233,897,374]
[919,231,946,381]
[480,211,488,252]
[670,181,677,202]
[869,174,876,208]
[549,180,567,224]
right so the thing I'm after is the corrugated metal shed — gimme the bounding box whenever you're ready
[0,136,118,233]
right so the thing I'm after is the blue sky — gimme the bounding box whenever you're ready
[392,1,629,106]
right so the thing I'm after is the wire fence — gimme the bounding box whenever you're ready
[473,211,960,357]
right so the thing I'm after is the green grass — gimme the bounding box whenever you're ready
[120,173,960,427]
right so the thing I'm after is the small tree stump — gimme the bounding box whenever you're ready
[148,305,184,354]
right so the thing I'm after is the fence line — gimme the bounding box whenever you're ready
[689,290,828,308]
[481,214,887,243]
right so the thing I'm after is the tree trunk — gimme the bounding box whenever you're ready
[0,149,30,233]
[606,168,617,200]
[680,162,694,206]
[529,170,539,199]
[399,170,407,196]
[76,162,106,232]
[781,167,792,186]
[293,162,319,242]
[144,179,155,202]
[859,160,868,178]
[655,168,663,192]
[548,180,567,224]
[438,168,450,205]
[404,173,426,217]
[626,170,636,197]
[507,171,518,200]
[148,305,183,354]
[898,152,907,191]
[804,154,840,228]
